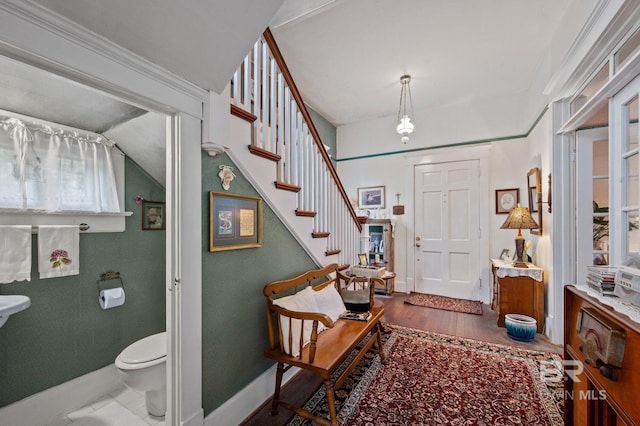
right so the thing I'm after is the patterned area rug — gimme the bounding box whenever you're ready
[288,323,563,425]
[404,292,484,315]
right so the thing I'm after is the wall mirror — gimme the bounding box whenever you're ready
[527,167,542,235]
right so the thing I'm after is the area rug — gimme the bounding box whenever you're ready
[288,323,563,425]
[404,292,484,315]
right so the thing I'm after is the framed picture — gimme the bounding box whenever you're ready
[358,253,368,266]
[499,249,510,261]
[357,185,385,209]
[495,188,520,214]
[142,200,166,230]
[369,232,383,253]
[528,186,539,213]
[209,192,262,252]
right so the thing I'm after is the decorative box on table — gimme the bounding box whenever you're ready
[349,266,386,278]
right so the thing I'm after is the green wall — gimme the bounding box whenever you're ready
[0,157,166,408]
[201,152,317,415]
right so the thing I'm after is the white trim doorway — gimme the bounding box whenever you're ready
[0,5,206,425]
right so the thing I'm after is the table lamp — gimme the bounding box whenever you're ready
[500,203,539,268]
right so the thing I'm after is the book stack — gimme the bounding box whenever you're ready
[586,266,618,296]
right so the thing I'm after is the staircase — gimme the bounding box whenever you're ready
[224,29,362,268]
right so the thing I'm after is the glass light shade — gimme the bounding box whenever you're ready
[396,115,414,135]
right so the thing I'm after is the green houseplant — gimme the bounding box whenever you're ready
[593,201,609,243]
[593,200,639,244]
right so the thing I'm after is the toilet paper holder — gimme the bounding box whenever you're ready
[97,270,125,293]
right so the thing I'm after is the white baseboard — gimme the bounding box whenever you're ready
[181,407,204,426]
[204,363,299,426]
[0,364,122,426]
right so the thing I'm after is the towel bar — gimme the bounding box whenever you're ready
[30,223,90,233]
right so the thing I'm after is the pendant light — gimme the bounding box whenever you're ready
[396,74,414,144]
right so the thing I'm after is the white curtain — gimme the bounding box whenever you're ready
[0,112,121,213]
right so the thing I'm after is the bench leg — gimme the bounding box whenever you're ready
[270,362,285,415]
[324,379,339,426]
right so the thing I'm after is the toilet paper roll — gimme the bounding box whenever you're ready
[99,287,126,309]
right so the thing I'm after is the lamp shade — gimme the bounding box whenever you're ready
[500,205,539,230]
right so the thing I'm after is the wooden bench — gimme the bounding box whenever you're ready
[263,263,386,426]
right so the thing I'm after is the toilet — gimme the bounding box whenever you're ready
[115,332,167,417]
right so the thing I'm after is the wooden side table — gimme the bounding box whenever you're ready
[376,271,395,295]
[346,270,395,295]
[490,259,544,333]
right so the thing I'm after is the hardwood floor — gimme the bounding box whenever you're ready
[241,293,562,425]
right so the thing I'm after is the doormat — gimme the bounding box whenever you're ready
[288,323,563,425]
[404,292,483,315]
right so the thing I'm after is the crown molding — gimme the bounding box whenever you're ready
[544,0,640,101]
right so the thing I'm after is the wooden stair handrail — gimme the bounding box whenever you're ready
[263,28,362,232]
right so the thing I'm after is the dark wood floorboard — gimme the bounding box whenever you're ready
[241,293,562,425]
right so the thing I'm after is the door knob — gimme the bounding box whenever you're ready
[416,243,421,248]
[416,236,421,241]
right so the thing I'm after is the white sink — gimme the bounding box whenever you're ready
[0,295,31,328]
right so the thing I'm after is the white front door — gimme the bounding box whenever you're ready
[414,160,480,299]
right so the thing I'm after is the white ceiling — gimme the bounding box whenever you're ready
[269,0,575,127]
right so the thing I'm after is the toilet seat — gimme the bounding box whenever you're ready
[116,332,166,370]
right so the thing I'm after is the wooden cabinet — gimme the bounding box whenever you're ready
[363,219,394,293]
[564,285,640,425]
[490,259,545,333]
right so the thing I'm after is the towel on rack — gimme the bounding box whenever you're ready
[38,225,80,279]
[0,226,32,284]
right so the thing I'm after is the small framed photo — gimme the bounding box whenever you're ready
[358,185,385,209]
[358,253,368,266]
[142,201,166,230]
[499,249,510,261]
[495,188,520,214]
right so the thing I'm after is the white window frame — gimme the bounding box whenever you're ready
[0,114,132,232]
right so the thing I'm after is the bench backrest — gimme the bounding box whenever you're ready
[263,264,383,361]
[263,263,341,359]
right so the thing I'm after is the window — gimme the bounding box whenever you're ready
[622,96,639,256]
[615,26,640,73]
[0,110,128,232]
[570,62,609,116]
[0,111,121,213]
